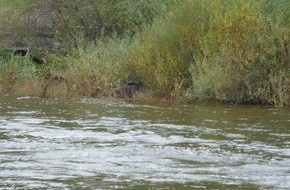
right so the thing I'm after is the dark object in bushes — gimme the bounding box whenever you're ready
[13,49,45,64]
[113,81,143,98]
[91,86,102,97]
[14,49,28,56]
[30,55,45,64]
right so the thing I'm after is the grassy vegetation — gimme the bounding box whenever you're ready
[0,0,43,8]
[0,0,289,106]
[0,0,40,18]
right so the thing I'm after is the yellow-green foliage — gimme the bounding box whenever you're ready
[57,0,289,105]
[118,0,289,106]
[0,56,37,92]
[0,0,289,106]
[187,0,290,106]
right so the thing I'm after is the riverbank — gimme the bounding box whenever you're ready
[0,0,289,106]
[0,72,288,107]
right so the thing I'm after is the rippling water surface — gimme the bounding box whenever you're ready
[0,95,289,189]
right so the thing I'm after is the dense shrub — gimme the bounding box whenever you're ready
[186,0,290,106]
[1,0,289,106]
[0,55,37,94]
[48,0,290,106]
[129,0,288,105]
[51,0,167,50]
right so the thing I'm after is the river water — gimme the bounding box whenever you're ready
[0,95,289,189]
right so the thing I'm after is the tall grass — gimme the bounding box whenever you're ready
[0,0,289,106]
[64,39,130,96]
[0,55,40,95]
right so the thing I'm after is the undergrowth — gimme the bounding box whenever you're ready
[0,0,289,106]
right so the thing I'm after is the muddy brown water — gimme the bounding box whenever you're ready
[0,95,289,189]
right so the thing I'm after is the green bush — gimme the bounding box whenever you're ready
[59,0,289,106]
[51,0,167,50]
[0,55,35,91]
[188,0,290,106]
[0,0,289,106]
[119,0,289,105]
